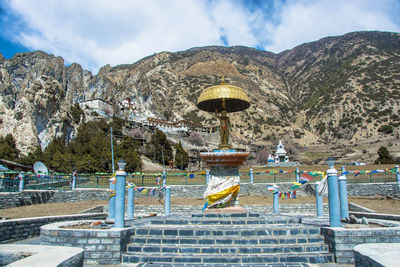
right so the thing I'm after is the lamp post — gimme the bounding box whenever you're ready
[326,157,341,227]
[114,159,127,228]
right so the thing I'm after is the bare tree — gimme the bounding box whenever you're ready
[129,128,144,139]
[255,148,268,165]
[188,131,203,146]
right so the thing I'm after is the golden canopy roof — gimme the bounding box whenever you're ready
[196,80,250,113]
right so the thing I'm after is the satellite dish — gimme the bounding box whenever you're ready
[33,162,48,175]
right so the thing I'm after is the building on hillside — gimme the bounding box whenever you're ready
[79,98,113,117]
[274,140,289,163]
[266,140,299,167]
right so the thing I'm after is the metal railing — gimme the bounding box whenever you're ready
[0,168,398,192]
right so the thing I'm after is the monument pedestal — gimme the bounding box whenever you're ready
[204,205,247,213]
[201,150,249,211]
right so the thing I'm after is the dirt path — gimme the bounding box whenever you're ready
[1,196,399,219]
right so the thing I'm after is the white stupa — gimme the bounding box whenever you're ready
[274,140,289,163]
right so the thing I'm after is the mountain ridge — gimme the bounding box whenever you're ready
[1,31,399,163]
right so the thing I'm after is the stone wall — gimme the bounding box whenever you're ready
[47,189,110,203]
[169,182,311,198]
[41,221,134,265]
[0,190,54,210]
[1,182,399,211]
[0,213,106,243]
[347,183,400,198]
[321,226,400,264]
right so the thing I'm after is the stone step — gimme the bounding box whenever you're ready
[126,243,329,254]
[191,213,262,218]
[150,218,299,225]
[122,252,334,264]
[130,235,325,245]
[131,225,321,237]
[133,263,312,267]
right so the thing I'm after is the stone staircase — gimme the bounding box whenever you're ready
[122,213,333,265]
[131,204,329,216]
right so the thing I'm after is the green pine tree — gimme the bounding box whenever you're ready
[147,129,173,166]
[174,142,189,170]
[375,146,394,164]
[0,134,20,161]
[116,136,143,172]
[19,145,43,167]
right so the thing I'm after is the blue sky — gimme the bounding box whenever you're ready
[1,0,399,73]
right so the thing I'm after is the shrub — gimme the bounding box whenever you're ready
[377,124,393,134]
[375,146,394,164]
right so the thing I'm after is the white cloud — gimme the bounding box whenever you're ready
[6,0,232,72]
[263,0,400,52]
[3,0,400,72]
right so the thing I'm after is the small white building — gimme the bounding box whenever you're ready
[79,98,112,111]
[274,140,289,163]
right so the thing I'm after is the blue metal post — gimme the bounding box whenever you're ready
[165,186,171,215]
[273,192,279,214]
[111,127,115,173]
[127,186,134,219]
[296,167,300,183]
[206,170,210,185]
[327,167,341,227]
[339,176,349,220]
[162,170,167,186]
[114,169,127,228]
[250,169,254,184]
[71,173,76,190]
[396,166,400,188]
[18,173,24,192]
[315,182,323,217]
[108,178,116,219]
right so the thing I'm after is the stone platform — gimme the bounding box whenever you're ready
[122,213,333,265]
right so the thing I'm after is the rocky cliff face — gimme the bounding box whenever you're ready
[1,31,399,160]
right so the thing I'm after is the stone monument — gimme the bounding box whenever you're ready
[197,78,250,211]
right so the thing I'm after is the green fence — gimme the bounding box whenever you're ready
[343,171,397,184]
[1,168,398,192]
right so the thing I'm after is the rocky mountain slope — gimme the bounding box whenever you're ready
[1,31,399,163]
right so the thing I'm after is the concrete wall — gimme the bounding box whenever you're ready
[0,213,106,243]
[354,243,400,267]
[0,244,84,267]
